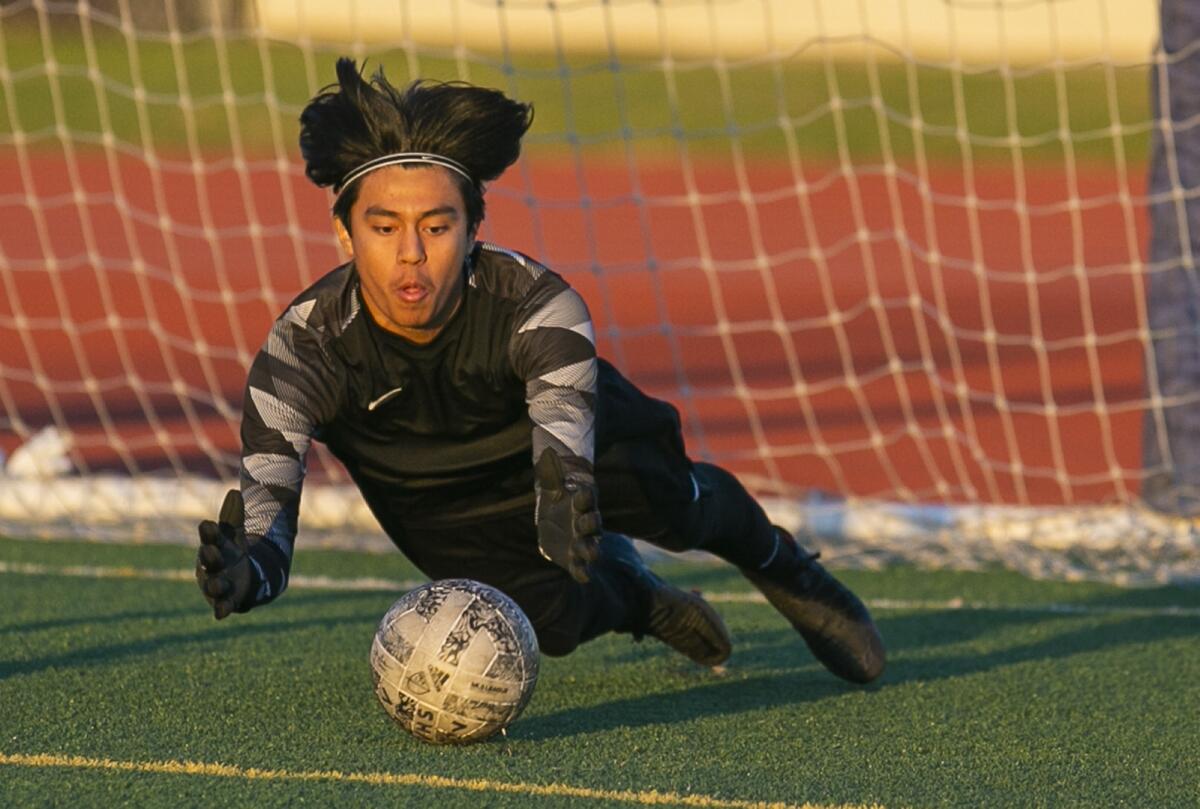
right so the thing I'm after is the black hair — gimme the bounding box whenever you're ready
[298,58,534,233]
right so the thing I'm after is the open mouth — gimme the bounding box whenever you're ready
[394,282,428,304]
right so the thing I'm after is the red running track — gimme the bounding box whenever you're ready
[0,150,1150,505]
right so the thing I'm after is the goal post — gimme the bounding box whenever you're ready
[0,0,1196,584]
[1142,0,1200,519]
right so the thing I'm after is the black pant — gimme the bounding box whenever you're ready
[363,362,774,655]
[372,449,770,656]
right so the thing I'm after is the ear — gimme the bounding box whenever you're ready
[333,217,354,257]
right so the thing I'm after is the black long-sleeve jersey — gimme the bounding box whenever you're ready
[235,241,603,607]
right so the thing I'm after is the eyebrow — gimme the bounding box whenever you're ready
[363,204,459,220]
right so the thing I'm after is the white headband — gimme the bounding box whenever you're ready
[334,152,474,197]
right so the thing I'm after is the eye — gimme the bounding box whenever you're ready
[425,224,450,235]
[373,225,395,235]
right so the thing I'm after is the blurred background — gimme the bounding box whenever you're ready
[1,0,1195,583]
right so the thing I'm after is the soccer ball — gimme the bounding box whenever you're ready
[370,578,540,744]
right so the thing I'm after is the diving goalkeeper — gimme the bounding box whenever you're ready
[195,58,885,683]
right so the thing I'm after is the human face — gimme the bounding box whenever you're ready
[334,165,476,343]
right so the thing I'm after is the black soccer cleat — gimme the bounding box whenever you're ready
[636,572,732,667]
[596,532,732,667]
[742,528,885,684]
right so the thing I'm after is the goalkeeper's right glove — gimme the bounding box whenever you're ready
[195,489,255,620]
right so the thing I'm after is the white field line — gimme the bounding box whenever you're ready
[2,559,1199,618]
[0,560,424,592]
[0,751,876,809]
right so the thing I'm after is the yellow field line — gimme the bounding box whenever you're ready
[3,560,1199,616]
[0,751,879,809]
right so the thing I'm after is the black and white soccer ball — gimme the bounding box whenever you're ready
[370,578,540,744]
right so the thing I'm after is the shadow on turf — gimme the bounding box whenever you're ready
[516,602,1198,739]
[516,669,843,741]
[874,590,1200,685]
[0,589,388,680]
[0,604,206,637]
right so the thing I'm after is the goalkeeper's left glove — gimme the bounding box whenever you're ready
[534,450,602,584]
[195,489,256,620]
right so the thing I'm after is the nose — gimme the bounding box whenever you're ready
[396,225,425,265]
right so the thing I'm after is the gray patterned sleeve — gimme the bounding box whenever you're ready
[508,270,598,479]
[238,299,341,606]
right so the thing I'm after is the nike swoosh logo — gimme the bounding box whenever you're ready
[368,386,404,411]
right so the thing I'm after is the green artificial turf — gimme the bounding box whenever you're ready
[2,535,1198,808]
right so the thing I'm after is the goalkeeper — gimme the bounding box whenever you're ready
[195,59,885,683]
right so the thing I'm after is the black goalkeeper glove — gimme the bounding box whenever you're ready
[534,450,602,584]
[195,489,255,620]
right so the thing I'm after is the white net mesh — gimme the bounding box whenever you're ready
[1,0,1197,584]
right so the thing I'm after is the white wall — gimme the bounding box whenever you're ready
[253,0,1158,64]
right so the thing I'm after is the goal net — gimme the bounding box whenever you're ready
[1,0,1197,584]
